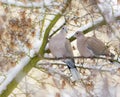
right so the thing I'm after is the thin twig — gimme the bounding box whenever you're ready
[39,55,120,64]
[37,62,118,73]
[36,64,70,80]
[49,22,66,38]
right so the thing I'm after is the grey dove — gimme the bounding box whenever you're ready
[74,31,114,58]
[49,26,80,81]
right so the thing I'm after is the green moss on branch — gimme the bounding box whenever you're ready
[0,56,40,97]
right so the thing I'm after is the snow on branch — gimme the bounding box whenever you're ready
[0,56,30,94]
[0,55,40,96]
[96,0,120,37]
[97,1,115,24]
[0,0,71,96]
[69,11,120,41]
[37,61,118,74]
[0,0,56,8]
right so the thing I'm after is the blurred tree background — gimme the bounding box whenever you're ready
[0,0,120,97]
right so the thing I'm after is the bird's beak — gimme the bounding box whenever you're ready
[66,30,68,33]
[73,33,76,38]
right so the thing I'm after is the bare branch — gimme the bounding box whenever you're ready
[37,62,118,73]
[69,11,120,41]
[39,56,120,64]
[36,63,70,81]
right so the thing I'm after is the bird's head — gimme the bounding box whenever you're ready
[61,26,68,34]
[74,31,84,38]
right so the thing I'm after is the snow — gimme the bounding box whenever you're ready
[44,0,53,6]
[61,88,79,97]
[68,17,103,38]
[97,0,115,23]
[32,38,42,54]
[0,0,61,94]
[0,0,119,96]
[52,16,65,32]
[97,0,120,23]
[0,0,54,8]
[68,8,120,38]
[0,56,30,94]
[98,0,117,5]
[0,26,42,94]
[0,76,5,84]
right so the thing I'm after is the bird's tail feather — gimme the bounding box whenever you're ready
[64,59,80,81]
[70,68,80,81]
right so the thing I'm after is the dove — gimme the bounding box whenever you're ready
[49,26,80,81]
[74,31,114,58]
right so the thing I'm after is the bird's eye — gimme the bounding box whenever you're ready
[62,27,64,29]
[76,32,79,34]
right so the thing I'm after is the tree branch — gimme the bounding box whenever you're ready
[37,62,118,73]
[36,64,69,80]
[0,56,40,97]
[0,0,72,96]
[40,56,120,64]
[69,12,120,41]
[39,0,72,56]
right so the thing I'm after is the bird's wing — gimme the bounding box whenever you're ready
[86,37,109,55]
[65,39,74,57]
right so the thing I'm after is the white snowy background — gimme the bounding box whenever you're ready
[0,0,120,97]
